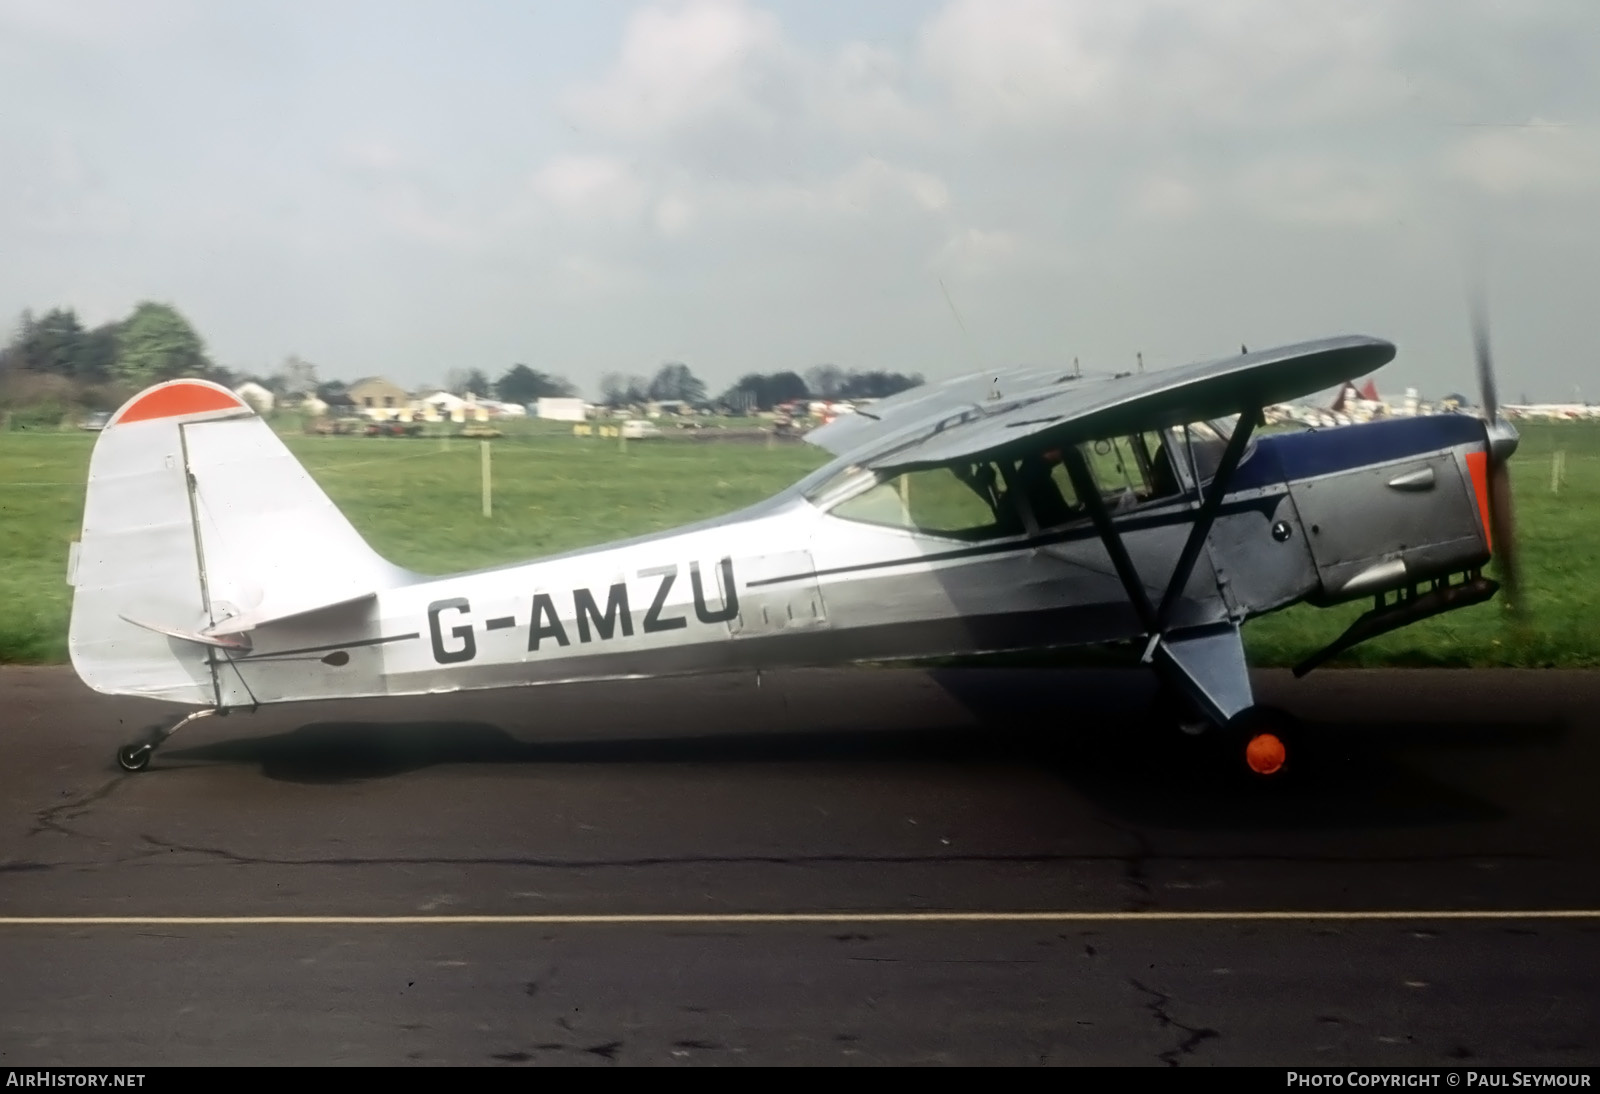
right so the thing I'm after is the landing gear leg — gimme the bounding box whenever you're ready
[116,708,220,772]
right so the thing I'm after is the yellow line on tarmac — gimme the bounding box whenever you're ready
[0,910,1597,927]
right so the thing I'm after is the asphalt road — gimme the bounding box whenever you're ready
[1,665,1597,1067]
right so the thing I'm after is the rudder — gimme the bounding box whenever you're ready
[68,379,414,704]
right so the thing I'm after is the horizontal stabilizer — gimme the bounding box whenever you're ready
[203,591,377,637]
[120,614,253,651]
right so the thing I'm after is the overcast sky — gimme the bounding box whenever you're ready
[2,0,1597,401]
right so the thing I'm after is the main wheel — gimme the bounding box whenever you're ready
[1222,705,1301,781]
[1149,682,1211,737]
[116,743,152,772]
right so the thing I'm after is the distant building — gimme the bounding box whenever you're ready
[313,388,358,417]
[412,391,488,423]
[533,397,588,422]
[233,381,275,414]
[346,377,412,419]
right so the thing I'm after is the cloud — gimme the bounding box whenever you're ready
[929,227,1023,277]
[523,148,950,236]
[332,141,481,249]
[555,253,643,297]
[1234,157,1402,225]
[564,0,787,139]
[0,133,130,238]
[0,0,201,49]
[917,0,1407,133]
[917,0,1134,130]
[1130,174,1202,220]
[813,41,929,139]
[675,157,951,234]
[828,157,949,216]
[654,193,694,236]
[530,155,648,220]
[1445,123,1600,196]
[5,0,1598,399]
[369,185,477,248]
[342,140,408,176]
[565,0,930,182]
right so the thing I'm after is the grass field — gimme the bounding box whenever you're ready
[2,419,1596,667]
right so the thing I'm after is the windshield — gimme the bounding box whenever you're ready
[1175,416,1250,485]
[1188,416,1237,444]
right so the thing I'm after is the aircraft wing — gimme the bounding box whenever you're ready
[806,335,1395,471]
[803,363,1078,457]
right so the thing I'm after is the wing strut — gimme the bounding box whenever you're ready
[1060,446,1158,632]
[1060,406,1258,645]
[1061,406,1263,725]
[1153,409,1258,632]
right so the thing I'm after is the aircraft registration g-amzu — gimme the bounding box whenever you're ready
[68,334,1520,778]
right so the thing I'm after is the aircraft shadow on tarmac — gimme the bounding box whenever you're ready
[927,668,1569,830]
[166,720,1003,785]
[160,669,1569,833]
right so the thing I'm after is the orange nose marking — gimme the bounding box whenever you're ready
[1465,450,1492,551]
[1245,733,1287,776]
[113,381,247,425]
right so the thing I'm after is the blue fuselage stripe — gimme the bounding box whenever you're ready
[1231,415,1486,491]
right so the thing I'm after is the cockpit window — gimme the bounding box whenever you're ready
[830,463,1025,540]
[1006,450,1081,528]
[819,427,1209,537]
[1077,432,1182,511]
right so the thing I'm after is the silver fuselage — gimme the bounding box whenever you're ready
[209,414,1496,709]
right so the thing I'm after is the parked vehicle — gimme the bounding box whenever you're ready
[307,417,362,435]
[365,420,424,437]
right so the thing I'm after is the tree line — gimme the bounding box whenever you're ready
[0,303,224,426]
[602,363,922,412]
[0,303,215,387]
[0,301,923,421]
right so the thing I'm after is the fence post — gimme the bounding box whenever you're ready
[481,440,492,517]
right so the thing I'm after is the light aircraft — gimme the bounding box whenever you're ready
[1503,402,1600,421]
[68,332,1520,779]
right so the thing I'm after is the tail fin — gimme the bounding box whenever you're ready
[68,379,412,703]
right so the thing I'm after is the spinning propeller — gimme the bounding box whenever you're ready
[1470,300,1524,617]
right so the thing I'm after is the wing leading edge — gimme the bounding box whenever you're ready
[807,335,1396,471]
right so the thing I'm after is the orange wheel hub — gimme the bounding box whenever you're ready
[1244,732,1287,776]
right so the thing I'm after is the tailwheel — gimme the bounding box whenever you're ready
[116,742,154,772]
[113,708,219,773]
[1222,705,1301,782]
